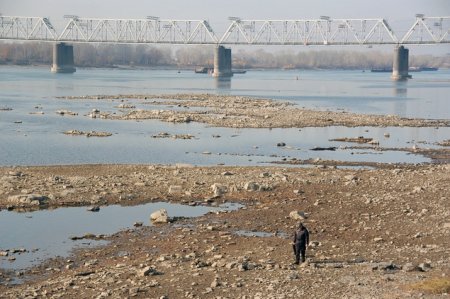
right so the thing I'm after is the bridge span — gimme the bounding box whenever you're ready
[1,15,449,79]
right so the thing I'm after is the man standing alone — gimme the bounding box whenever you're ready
[292,223,310,264]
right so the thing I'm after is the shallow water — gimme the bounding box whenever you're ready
[0,202,242,270]
[1,115,447,166]
[1,66,449,166]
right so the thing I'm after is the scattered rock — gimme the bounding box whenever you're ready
[151,132,195,139]
[74,271,95,277]
[402,263,419,272]
[134,222,143,227]
[7,194,48,206]
[372,262,400,271]
[243,182,271,192]
[211,183,227,197]
[418,262,432,272]
[87,206,100,212]
[139,266,162,276]
[310,147,337,151]
[289,210,307,220]
[56,110,78,116]
[63,130,112,137]
[211,277,221,288]
[70,234,105,241]
[150,209,169,224]
[244,182,259,191]
[330,136,373,143]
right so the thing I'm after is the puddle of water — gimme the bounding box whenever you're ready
[0,202,242,270]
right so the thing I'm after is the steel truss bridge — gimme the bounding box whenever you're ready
[0,15,449,46]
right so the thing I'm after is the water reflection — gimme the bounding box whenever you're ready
[214,77,231,90]
[392,81,407,97]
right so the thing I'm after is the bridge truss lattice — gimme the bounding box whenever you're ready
[0,15,449,45]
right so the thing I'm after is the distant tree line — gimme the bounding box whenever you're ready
[0,42,448,69]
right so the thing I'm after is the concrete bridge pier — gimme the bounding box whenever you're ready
[391,45,410,80]
[213,45,233,78]
[51,43,76,73]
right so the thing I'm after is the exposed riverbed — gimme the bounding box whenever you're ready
[1,163,449,298]
[0,67,449,298]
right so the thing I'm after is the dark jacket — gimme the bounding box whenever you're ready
[293,227,309,248]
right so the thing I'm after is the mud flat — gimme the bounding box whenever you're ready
[1,163,449,298]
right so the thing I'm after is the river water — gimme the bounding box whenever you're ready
[0,66,449,166]
[0,65,449,273]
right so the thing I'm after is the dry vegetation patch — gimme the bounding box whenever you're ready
[408,278,450,294]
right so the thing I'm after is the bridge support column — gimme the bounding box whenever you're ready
[213,46,233,78]
[391,45,410,81]
[51,43,76,73]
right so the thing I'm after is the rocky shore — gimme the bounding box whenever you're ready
[1,163,449,298]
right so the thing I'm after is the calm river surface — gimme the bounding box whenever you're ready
[0,66,448,166]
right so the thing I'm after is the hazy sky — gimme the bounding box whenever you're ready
[1,0,449,54]
[2,0,448,23]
